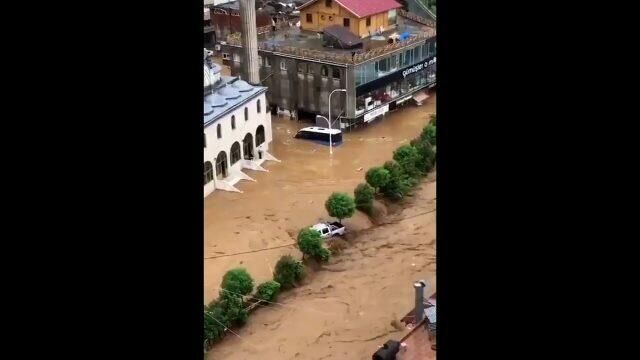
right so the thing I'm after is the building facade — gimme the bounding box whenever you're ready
[204,62,276,197]
[299,0,402,38]
[220,11,436,129]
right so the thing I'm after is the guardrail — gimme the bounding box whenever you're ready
[225,13,435,65]
[398,9,436,27]
[226,31,435,65]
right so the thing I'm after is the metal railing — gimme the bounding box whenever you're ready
[398,9,436,27]
[226,30,435,65]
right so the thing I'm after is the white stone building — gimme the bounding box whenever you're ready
[204,61,277,197]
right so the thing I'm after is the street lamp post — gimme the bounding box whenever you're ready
[316,115,333,155]
[328,88,347,138]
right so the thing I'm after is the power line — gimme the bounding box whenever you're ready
[204,242,297,260]
[214,286,335,316]
[208,314,245,342]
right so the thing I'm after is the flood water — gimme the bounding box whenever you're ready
[204,92,436,360]
[204,92,436,304]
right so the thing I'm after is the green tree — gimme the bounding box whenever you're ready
[325,192,356,223]
[393,145,422,179]
[381,161,413,201]
[220,268,254,297]
[365,167,391,192]
[256,280,281,302]
[204,306,227,347]
[414,139,435,172]
[421,124,436,145]
[215,292,248,326]
[354,183,375,214]
[273,255,305,290]
[297,228,331,262]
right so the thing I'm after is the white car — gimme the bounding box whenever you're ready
[310,222,346,238]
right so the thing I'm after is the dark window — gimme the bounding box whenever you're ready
[256,125,265,146]
[307,65,314,74]
[297,62,305,73]
[378,58,388,72]
[321,66,328,77]
[366,17,371,26]
[231,115,236,129]
[230,142,241,165]
[244,107,249,121]
[343,18,350,27]
[216,151,227,179]
[257,99,261,113]
[332,67,340,79]
[325,0,332,7]
[306,13,312,23]
[204,162,214,185]
[217,123,222,138]
[204,133,207,148]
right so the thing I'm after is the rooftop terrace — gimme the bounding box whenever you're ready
[225,9,435,65]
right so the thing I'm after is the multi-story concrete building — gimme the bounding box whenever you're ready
[203,60,277,196]
[220,2,436,129]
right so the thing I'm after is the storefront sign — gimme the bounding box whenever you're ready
[356,56,436,97]
[402,57,437,78]
[364,104,389,122]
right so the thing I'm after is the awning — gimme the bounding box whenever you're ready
[413,91,429,103]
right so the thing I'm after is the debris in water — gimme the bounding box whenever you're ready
[356,167,363,172]
[411,263,416,267]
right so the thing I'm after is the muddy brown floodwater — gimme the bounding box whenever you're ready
[204,92,436,359]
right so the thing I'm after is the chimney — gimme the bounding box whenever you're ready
[413,280,426,324]
[238,0,260,85]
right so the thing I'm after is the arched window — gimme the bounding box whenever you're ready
[216,151,228,179]
[257,99,261,113]
[321,66,328,77]
[204,161,214,185]
[230,142,241,165]
[332,67,340,79]
[217,124,222,139]
[256,125,265,146]
[244,107,249,121]
[231,115,236,130]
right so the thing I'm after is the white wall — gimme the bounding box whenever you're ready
[204,92,271,196]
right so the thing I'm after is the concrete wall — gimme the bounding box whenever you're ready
[225,47,349,120]
[203,92,271,197]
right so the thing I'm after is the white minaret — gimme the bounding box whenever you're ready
[238,0,260,85]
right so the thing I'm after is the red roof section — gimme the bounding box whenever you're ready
[299,0,402,18]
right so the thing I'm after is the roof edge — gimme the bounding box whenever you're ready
[204,87,268,128]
